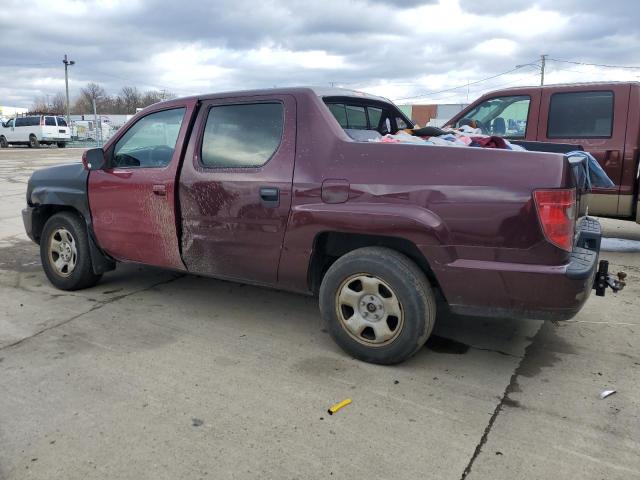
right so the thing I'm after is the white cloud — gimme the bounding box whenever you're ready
[0,0,638,108]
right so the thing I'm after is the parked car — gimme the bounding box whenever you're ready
[0,115,71,148]
[446,82,640,223]
[22,87,620,364]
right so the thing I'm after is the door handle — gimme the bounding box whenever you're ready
[259,186,279,207]
[152,184,167,196]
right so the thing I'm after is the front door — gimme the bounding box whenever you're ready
[88,103,195,269]
[178,94,296,286]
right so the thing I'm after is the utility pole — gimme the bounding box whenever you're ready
[540,54,547,86]
[92,97,100,147]
[63,54,75,125]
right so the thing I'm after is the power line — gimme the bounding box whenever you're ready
[411,73,540,103]
[549,58,640,70]
[393,63,537,101]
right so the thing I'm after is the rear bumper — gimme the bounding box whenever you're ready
[443,217,601,321]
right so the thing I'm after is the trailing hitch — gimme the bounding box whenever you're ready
[594,260,626,296]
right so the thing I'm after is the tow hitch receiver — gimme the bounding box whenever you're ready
[594,260,627,296]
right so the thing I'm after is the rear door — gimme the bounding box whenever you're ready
[55,117,71,139]
[43,116,58,141]
[538,85,629,216]
[178,94,296,286]
[88,101,197,269]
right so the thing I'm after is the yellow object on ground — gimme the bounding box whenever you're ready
[327,398,352,415]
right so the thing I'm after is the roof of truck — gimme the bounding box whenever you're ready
[484,81,640,95]
[153,87,394,108]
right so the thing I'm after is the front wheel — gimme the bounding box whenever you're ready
[319,247,436,365]
[40,212,102,290]
[0,136,8,148]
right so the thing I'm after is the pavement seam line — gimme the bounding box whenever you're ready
[0,274,184,352]
[459,321,544,480]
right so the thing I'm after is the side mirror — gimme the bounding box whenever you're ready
[82,148,106,171]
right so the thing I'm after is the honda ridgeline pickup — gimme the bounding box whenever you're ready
[22,87,617,364]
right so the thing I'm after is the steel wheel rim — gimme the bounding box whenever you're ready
[48,228,78,277]
[335,273,404,346]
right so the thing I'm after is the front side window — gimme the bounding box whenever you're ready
[458,95,530,138]
[548,91,614,138]
[113,108,185,168]
[45,117,56,126]
[201,103,283,168]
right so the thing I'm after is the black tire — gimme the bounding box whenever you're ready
[29,135,40,148]
[319,247,436,365]
[40,212,102,290]
[57,142,66,148]
[0,136,8,148]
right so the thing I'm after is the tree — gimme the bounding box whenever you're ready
[73,82,108,114]
[29,92,66,114]
[51,93,66,114]
[119,86,141,113]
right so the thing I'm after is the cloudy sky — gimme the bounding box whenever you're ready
[1,0,639,108]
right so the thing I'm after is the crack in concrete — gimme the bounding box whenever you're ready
[469,345,521,359]
[459,321,544,480]
[0,274,184,352]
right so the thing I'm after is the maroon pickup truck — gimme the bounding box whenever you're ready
[22,87,619,364]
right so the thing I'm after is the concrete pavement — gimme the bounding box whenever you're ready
[0,147,638,479]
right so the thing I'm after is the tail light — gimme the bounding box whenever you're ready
[533,188,576,252]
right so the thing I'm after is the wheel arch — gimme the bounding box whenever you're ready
[308,231,443,299]
[33,204,115,275]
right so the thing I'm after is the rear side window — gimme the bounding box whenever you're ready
[325,102,395,133]
[45,117,56,126]
[15,118,26,127]
[548,91,614,138]
[327,104,348,128]
[201,103,283,168]
[345,105,367,129]
[57,117,68,127]
[368,107,383,129]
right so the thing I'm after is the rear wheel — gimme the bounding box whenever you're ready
[40,212,102,290]
[0,136,8,148]
[57,142,66,148]
[28,135,40,148]
[319,247,436,364]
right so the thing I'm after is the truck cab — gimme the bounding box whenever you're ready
[447,82,640,222]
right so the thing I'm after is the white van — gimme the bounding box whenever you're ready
[0,115,71,148]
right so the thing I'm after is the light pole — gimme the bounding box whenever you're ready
[63,54,75,125]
